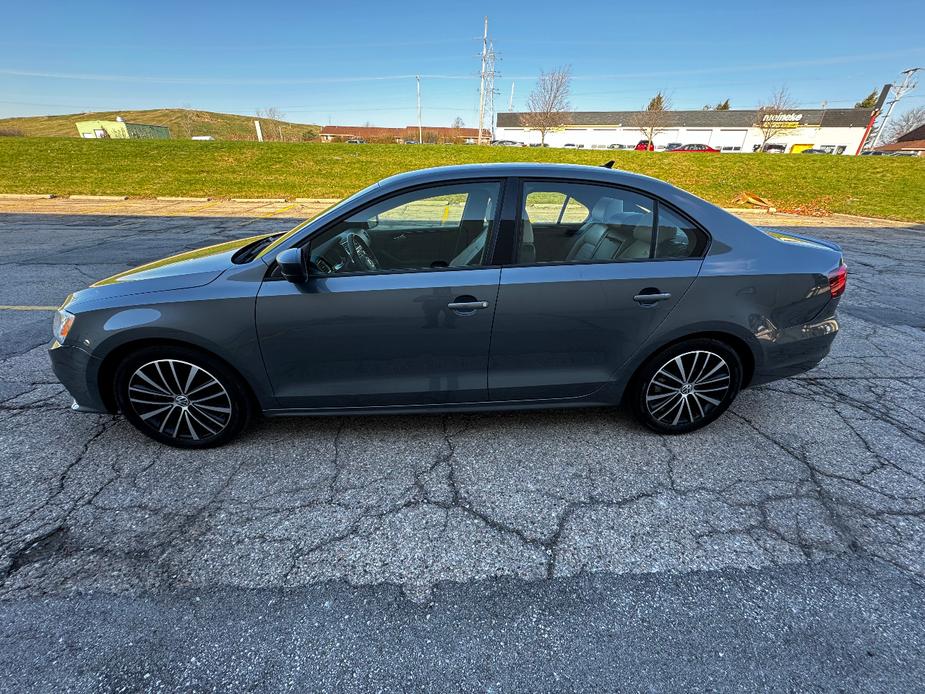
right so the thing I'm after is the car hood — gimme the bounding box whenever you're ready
[71,233,273,303]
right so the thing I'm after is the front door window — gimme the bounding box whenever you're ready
[307,182,501,274]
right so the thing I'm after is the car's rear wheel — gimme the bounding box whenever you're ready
[629,338,742,434]
[114,346,251,448]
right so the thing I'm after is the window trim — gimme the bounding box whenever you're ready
[510,177,712,268]
[267,177,507,280]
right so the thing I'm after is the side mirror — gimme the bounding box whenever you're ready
[277,247,308,283]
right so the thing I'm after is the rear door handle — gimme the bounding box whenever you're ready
[633,292,672,304]
[447,301,489,311]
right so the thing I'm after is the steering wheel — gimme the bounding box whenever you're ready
[345,232,380,271]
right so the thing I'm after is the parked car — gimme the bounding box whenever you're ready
[345,138,366,144]
[50,163,846,447]
[890,151,919,157]
[562,143,585,149]
[492,140,522,147]
[528,143,550,147]
[668,144,720,153]
[761,143,786,153]
[664,142,683,151]
[607,144,629,150]
[801,148,830,154]
[634,139,654,151]
[860,150,889,156]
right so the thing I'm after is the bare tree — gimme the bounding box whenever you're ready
[631,92,673,150]
[257,107,287,141]
[755,87,798,152]
[178,104,195,138]
[520,66,572,145]
[451,116,465,129]
[883,106,925,143]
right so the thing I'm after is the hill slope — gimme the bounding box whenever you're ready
[0,139,922,221]
[0,109,320,141]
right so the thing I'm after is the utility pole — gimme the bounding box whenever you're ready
[416,75,423,144]
[508,82,515,111]
[477,17,488,144]
[870,67,921,149]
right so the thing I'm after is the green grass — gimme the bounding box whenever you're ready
[0,109,319,141]
[1,138,923,222]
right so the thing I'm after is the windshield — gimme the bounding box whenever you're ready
[256,181,381,260]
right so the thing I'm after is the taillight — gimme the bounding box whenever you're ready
[828,262,847,298]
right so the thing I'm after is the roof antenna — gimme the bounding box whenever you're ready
[602,160,615,169]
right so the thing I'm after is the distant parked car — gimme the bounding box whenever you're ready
[664,142,683,151]
[860,150,889,156]
[607,144,629,150]
[801,148,830,155]
[762,144,786,154]
[635,139,654,151]
[346,138,366,144]
[668,144,720,153]
[890,151,919,157]
[528,143,550,147]
[563,143,584,149]
[492,140,522,147]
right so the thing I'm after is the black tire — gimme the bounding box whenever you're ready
[629,338,742,434]
[114,345,252,448]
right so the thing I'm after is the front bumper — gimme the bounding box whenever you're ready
[48,341,109,413]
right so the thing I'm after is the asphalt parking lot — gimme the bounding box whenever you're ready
[1,211,925,690]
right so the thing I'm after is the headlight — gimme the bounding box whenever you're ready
[53,309,75,343]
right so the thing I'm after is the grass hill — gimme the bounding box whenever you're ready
[1,138,923,221]
[0,108,320,141]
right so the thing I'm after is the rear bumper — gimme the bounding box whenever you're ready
[750,315,839,386]
[48,342,109,413]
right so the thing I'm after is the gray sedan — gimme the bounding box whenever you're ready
[49,163,846,447]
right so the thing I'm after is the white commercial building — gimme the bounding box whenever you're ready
[495,108,876,154]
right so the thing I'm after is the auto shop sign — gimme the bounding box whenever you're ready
[758,112,804,128]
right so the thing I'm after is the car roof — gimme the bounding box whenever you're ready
[377,162,664,192]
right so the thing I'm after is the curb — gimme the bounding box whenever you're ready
[156,196,212,202]
[231,198,287,203]
[0,193,55,200]
[294,198,341,203]
[69,195,128,201]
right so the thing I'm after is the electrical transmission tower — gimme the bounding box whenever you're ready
[484,41,498,141]
[477,17,499,144]
[862,67,921,151]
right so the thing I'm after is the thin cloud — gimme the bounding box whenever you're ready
[0,69,475,85]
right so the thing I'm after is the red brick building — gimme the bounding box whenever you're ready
[320,125,486,144]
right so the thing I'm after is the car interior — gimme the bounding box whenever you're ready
[304,181,702,275]
[520,185,700,264]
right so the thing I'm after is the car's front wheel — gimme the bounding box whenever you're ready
[114,346,252,448]
[629,338,742,434]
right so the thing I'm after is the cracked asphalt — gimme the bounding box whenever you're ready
[1,212,924,691]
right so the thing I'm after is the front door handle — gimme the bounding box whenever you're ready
[633,292,672,304]
[447,300,489,311]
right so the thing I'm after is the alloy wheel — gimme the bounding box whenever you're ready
[644,350,731,427]
[127,359,232,441]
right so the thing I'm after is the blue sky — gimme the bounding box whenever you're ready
[2,0,923,127]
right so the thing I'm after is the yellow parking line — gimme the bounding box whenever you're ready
[0,305,58,311]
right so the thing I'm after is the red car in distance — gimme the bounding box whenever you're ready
[668,143,720,153]
[634,139,654,151]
